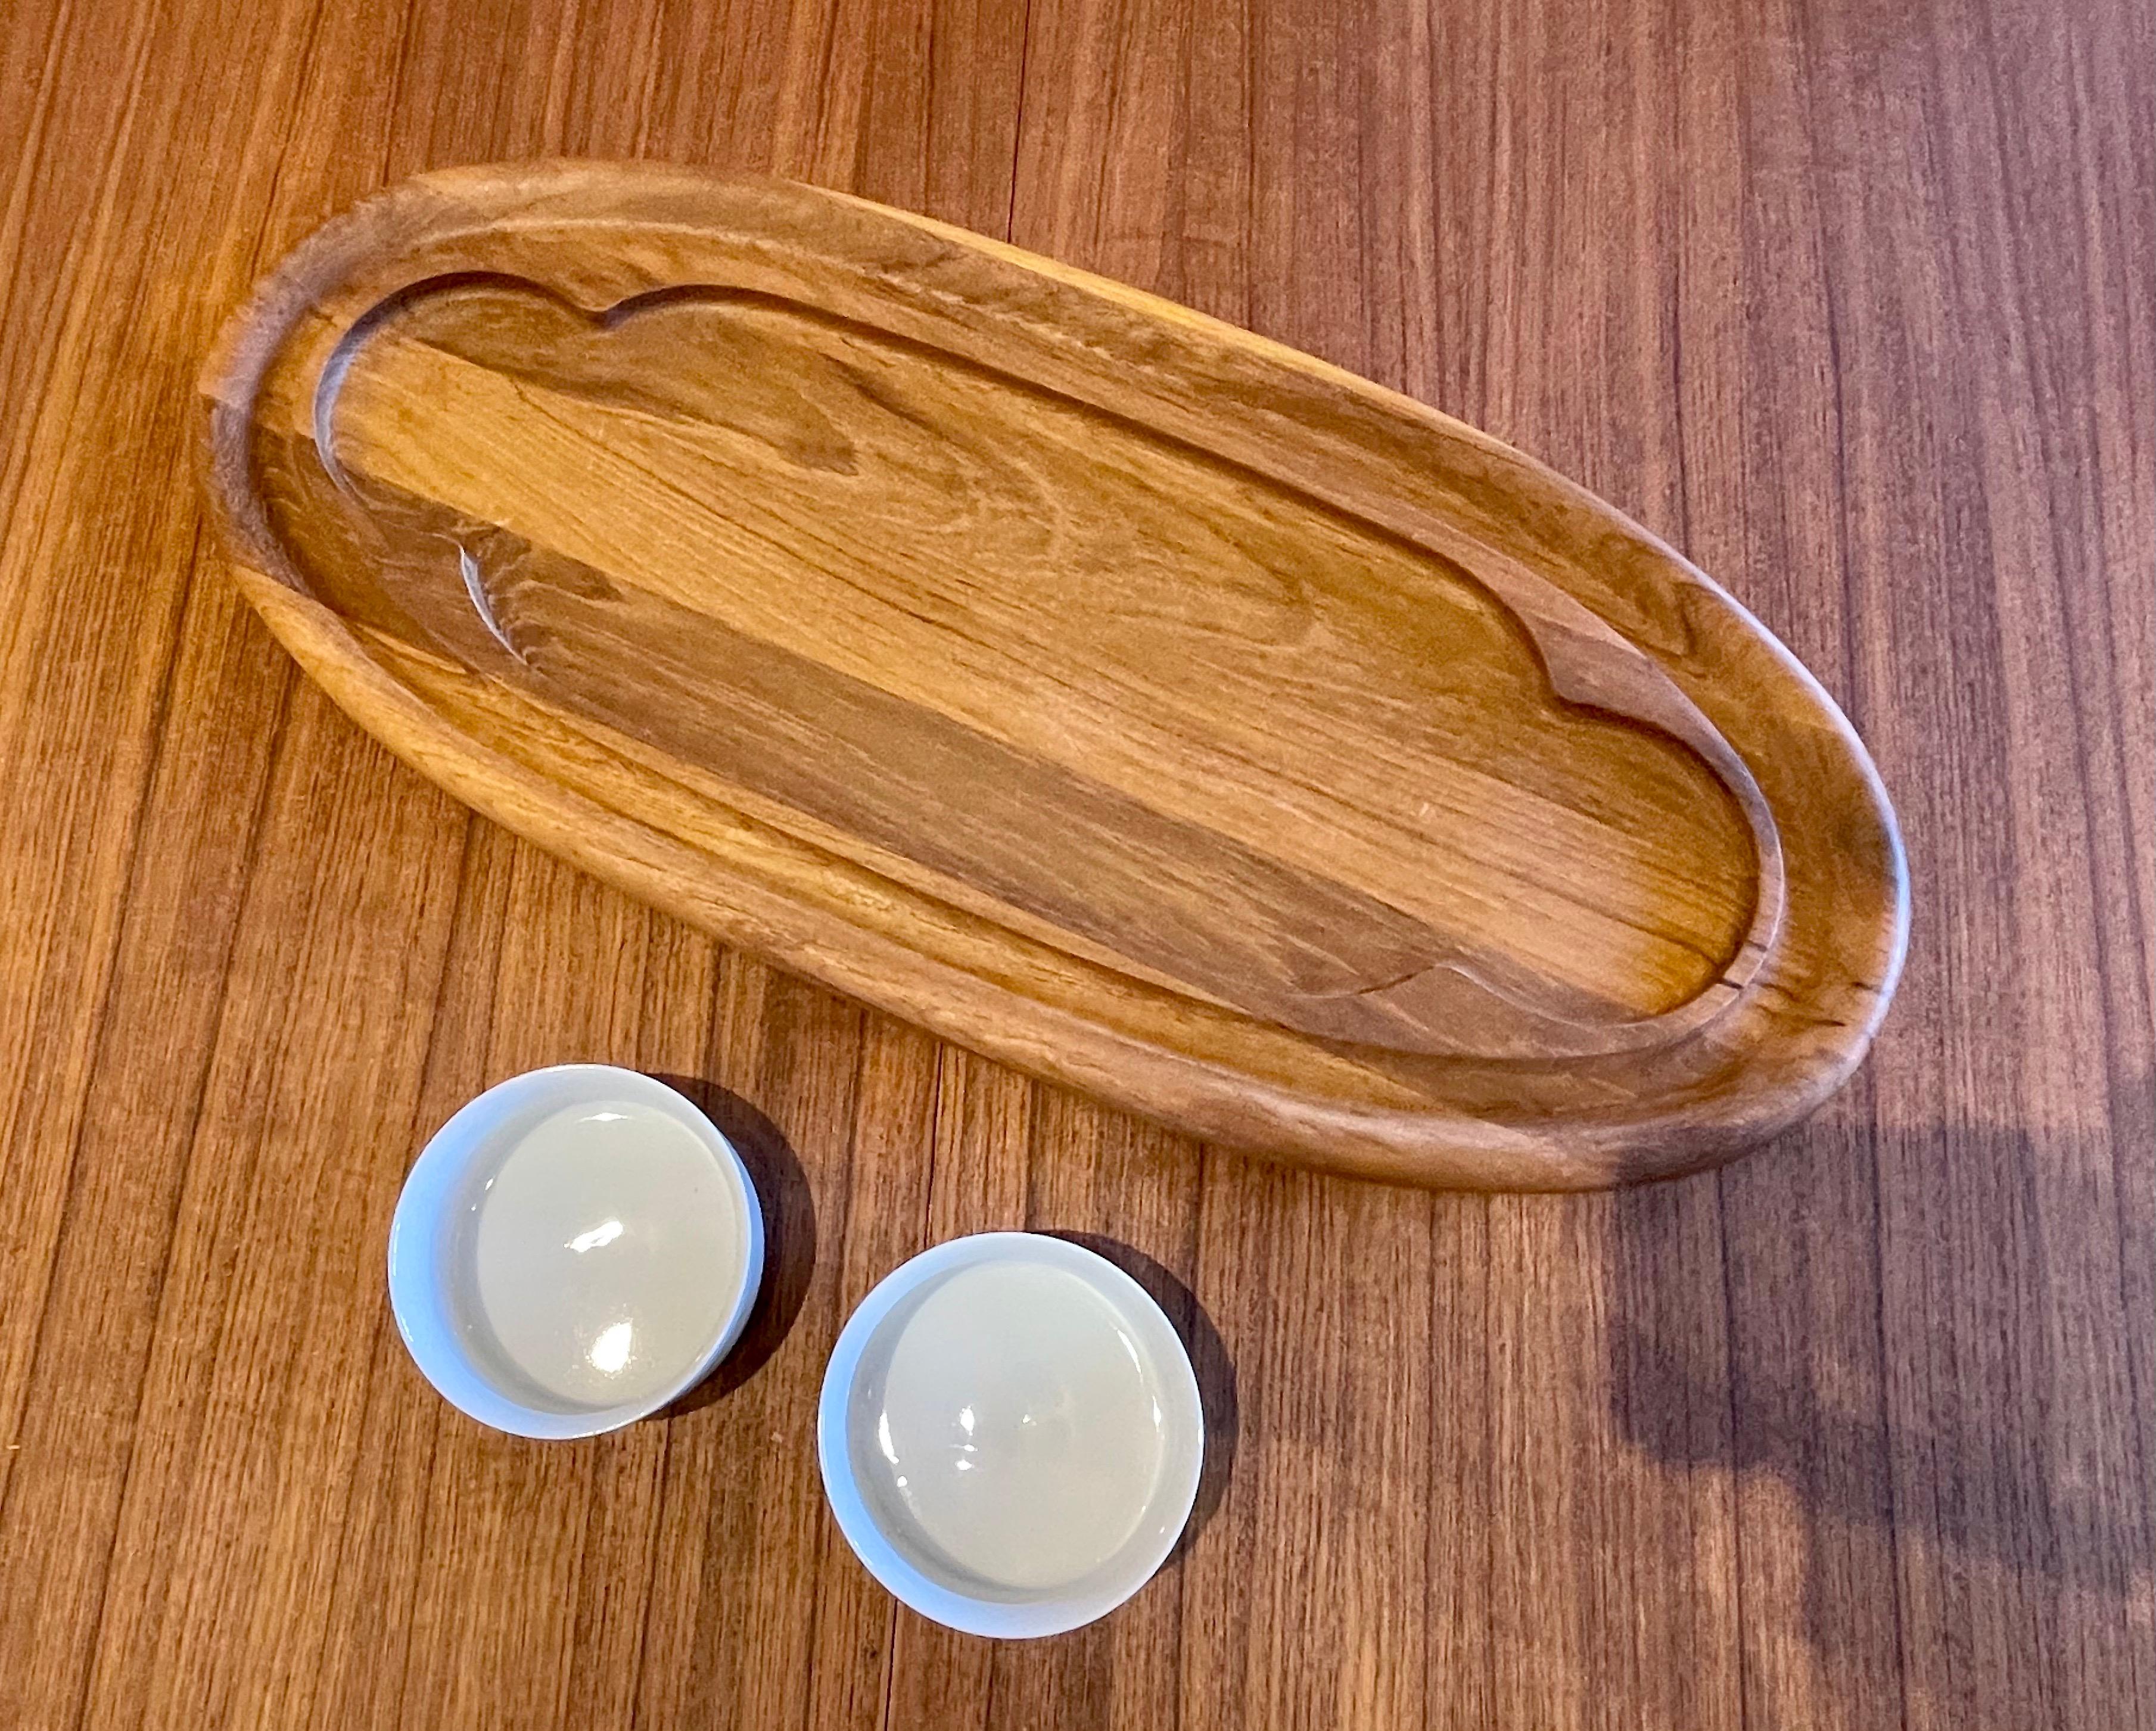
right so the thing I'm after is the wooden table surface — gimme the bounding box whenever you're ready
[1,0,2148,1726]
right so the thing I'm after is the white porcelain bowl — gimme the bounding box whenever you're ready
[818,1232,1205,1637]
[388,1065,764,1439]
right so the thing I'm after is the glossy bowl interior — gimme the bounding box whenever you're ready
[388,1064,763,1440]
[818,1232,1205,1637]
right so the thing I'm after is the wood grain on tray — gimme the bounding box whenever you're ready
[201,163,1905,1188]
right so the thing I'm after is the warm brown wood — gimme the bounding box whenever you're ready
[0,0,2148,1727]
[199,160,1905,1190]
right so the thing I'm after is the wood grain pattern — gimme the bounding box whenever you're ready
[0,0,2148,1727]
[201,161,1906,1188]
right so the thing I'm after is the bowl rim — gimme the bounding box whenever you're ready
[387,1063,765,1440]
[816,1229,1206,1638]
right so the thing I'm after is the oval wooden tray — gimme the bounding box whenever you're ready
[200,161,1906,1190]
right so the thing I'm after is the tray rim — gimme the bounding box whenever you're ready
[199,159,1910,1190]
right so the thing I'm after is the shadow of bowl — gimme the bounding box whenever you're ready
[1044,1229,1238,1564]
[648,1073,818,1413]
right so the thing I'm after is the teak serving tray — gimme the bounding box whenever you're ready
[201,162,1906,1190]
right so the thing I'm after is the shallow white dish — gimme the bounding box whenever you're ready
[388,1064,764,1440]
[818,1232,1205,1638]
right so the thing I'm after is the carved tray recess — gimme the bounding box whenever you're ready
[201,162,1906,1190]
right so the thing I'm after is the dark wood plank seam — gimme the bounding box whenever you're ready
[374,0,421,191]
[0,0,76,344]
[1021,1075,1044,1230]
[1711,1169,1753,1731]
[913,1036,950,1263]
[795,1012,877,1731]
[1351,17,1370,381]
[604,913,711,1731]
[874,1039,948,1731]
[312,1294,392,1725]
[1088,27,1114,262]
[1471,4,1501,424]
[1243,0,1261,338]
[621,938,744,1731]
[535,0,585,154]
[1165,3,1193,316]
[872,1590,903,1731]
[987,1070,1056,1727]
[1479,1195,1496,1723]
[623,1,661,161]
[1791,0,1917,1714]
[916,1,935,228]
[1826,352,1916,1731]
[385,1403,447,1729]
[617,1362,673,1731]
[627,939,766,1730]
[799,0,844,189]
[551,870,658,1731]
[1676,29,1733,1726]
[1164,1138,1211,1731]
[1827,190,1919,1731]
[1667,129,1693,557]
[240,0,330,291]
[313,805,474,1729]
[392,812,512,1731]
